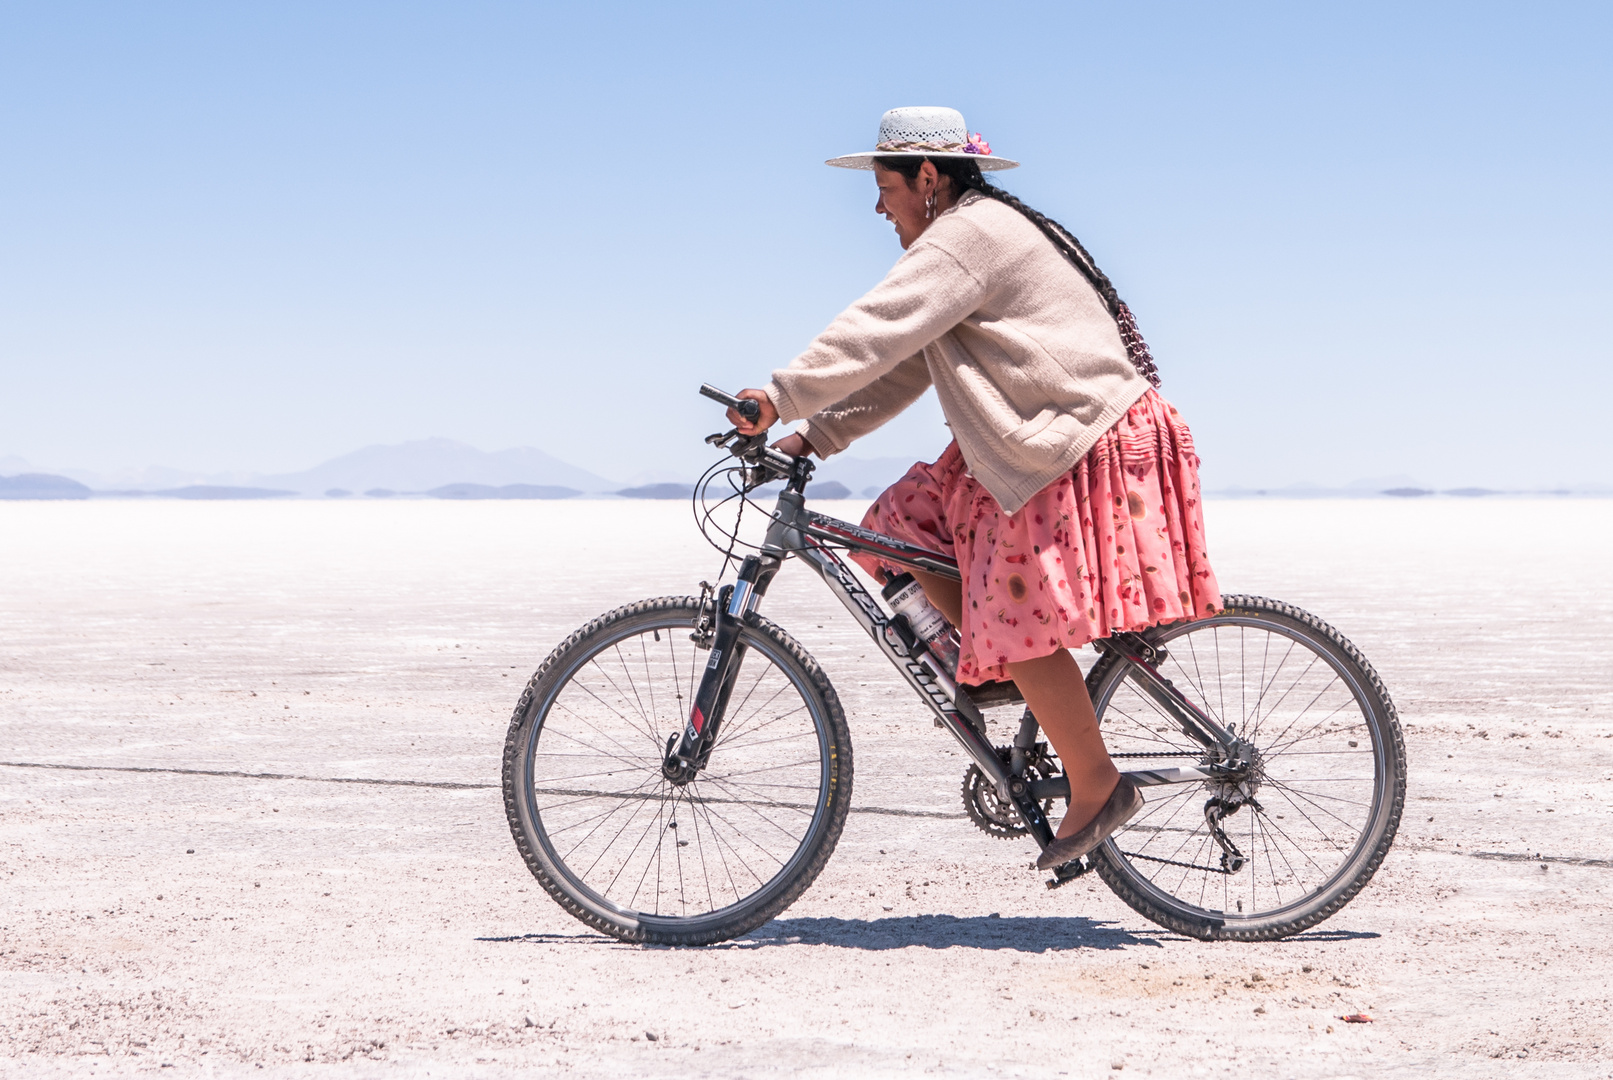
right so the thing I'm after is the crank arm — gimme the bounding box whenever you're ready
[885,652,1054,847]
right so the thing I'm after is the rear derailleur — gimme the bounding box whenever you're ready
[1203,791,1257,874]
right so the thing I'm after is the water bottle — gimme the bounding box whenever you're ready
[881,572,961,678]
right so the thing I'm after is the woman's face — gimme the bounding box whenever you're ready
[874,163,938,250]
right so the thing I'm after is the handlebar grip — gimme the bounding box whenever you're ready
[699,383,761,422]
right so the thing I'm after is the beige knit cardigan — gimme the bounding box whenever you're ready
[765,191,1149,515]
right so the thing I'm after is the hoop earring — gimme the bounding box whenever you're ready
[925,193,936,220]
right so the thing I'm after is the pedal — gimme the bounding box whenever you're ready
[1044,856,1093,890]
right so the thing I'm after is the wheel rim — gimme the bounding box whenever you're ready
[522,613,832,927]
[1095,611,1389,925]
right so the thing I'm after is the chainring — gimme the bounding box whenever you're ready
[961,745,1059,839]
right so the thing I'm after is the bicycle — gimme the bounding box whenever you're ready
[502,386,1406,945]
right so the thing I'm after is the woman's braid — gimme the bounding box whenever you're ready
[965,182,1160,388]
[877,155,1162,388]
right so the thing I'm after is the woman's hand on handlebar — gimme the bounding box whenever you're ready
[771,431,817,459]
[727,389,778,436]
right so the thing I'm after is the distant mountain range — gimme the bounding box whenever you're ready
[7,439,620,497]
[0,473,92,499]
[421,483,582,500]
[253,438,619,495]
[810,456,927,498]
[1208,479,1613,498]
[4,442,1610,500]
[0,439,917,500]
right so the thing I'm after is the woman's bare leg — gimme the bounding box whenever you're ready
[1004,652,1120,838]
[912,570,1120,838]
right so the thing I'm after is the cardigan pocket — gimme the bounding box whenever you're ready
[1001,407,1062,453]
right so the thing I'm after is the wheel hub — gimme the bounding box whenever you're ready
[661,732,699,786]
[1207,737,1265,801]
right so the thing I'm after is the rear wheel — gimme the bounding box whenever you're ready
[503,597,852,945]
[1087,595,1405,941]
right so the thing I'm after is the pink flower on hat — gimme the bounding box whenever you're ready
[963,132,992,155]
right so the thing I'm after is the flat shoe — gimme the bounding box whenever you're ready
[1035,775,1144,871]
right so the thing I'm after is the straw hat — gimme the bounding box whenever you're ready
[826,106,1019,172]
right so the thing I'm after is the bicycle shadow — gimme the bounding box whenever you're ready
[736,913,1164,952]
[478,922,1382,950]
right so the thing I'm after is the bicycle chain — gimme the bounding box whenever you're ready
[1118,849,1238,875]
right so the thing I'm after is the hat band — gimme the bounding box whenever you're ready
[875,139,965,152]
[873,131,993,156]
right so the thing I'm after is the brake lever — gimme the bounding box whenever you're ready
[729,433,770,461]
[705,428,741,449]
[705,430,800,490]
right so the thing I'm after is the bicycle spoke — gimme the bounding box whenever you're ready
[1261,674,1351,753]
[714,700,811,753]
[712,726,819,757]
[1265,777,1373,810]
[1121,784,1197,845]
[1103,698,1207,752]
[710,664,786,747]
[608,643,657,740]
[517,609,833,926]
[548,700,659,767]
[530,765,655,786]
[641,634,661,737]
[544,796,653,839]
[1178,634,1225,728]
[1248,637,1297,735]
[604,775,678,900]
[698,772,817,840]
[1250,800,1339,874]
[576,661,665,755]
[690,789,769,893]
[1263,698,1365,759]
[1258,808,1308,889]
[576,772,663,876]
[688,787,791,873]
[1213,626,1227,734]
[698,771,819,818]
[621,785,672,909]
[1250,654,1324,739]
[1091,604,1396,933]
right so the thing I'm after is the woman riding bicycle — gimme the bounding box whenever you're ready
[728,106,1223,871]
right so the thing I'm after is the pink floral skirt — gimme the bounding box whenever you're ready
[854,390,1223,685]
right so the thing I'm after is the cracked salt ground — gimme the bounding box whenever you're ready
[1,498,1611,1077]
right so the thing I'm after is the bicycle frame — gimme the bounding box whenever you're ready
[667,456,1242,860]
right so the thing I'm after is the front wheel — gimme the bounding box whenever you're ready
[1087,595,1406,941]
[502,597,852,945]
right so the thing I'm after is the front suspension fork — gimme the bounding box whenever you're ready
[663,559,768,781]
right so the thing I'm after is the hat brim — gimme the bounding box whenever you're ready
[826,150,1020,172]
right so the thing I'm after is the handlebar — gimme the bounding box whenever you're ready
[699,383,812,493]
[699,383,762,423]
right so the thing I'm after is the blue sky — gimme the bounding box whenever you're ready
[1,2,1608,488]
